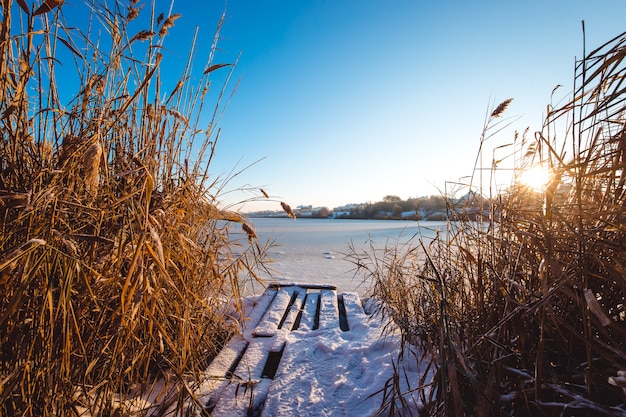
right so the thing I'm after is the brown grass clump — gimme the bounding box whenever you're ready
[0,1,269,415]
[354,29,626,416]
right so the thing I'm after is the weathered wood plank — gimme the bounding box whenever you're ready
[317,289,339,330]
[244,288,278,333]
[297,292,319,331]
[208,339,283,417]
[342,293,369,332]
[253,287,297,337]
[278,290,306,331]
[208,377,272,417]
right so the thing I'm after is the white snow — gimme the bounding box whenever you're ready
[104,284,434,416]
[191,284,433,416]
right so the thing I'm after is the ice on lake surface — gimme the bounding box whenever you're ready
[244,218,447,295]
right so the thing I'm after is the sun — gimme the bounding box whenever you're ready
[517,164,551,191]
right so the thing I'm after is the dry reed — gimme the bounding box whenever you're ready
[0,1,270,415]
[354,29,626,416]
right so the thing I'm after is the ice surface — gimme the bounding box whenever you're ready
[248,218,447,295]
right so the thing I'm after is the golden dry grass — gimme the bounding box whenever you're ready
[0,1,270,415]
[354,30,626,416]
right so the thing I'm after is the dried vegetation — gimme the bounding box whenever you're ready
[0,1,268,415]
[356,29,626,416]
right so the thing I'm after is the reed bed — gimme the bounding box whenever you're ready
[0,1,268,415]
[355,29,626,416]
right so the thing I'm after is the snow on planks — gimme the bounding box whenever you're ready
[187,282,416,417]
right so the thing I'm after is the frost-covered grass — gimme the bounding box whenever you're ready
[352,31,626,416]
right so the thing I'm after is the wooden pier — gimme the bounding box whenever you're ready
[189,282,390,417]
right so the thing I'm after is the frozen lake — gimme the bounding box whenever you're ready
[243,217,447,295]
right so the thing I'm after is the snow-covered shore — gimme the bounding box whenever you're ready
[77,284,433,416]
[196,284,433,416]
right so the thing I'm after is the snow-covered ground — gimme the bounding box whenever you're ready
[107,284,433,416]
[192,284,433,416]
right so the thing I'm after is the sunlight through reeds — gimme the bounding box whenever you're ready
[352,28,626,417]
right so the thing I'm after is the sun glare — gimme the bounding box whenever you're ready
[517,164,551,191]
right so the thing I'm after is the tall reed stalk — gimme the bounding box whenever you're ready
[355,29,626,416]
[0,1,267,415]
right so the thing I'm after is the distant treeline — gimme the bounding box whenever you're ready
[249,193,490,220]
[331,194,448,220]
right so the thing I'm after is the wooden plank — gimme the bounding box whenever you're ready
[278,290,306,331]
[253,287,297,337]
[208,339,281,416]
[268,282,336,290]
[204,336,249,379]
[296,292,319,331]
[244,288,278,333]
[317,289,339,330]
[208,378,272,417]
[232,339,273,380]
[342,292,369,332]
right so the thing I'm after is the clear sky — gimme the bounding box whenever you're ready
[65,1,626,212]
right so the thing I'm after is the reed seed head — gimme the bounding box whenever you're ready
[159,13,182,37]
[127,5,140,21]
[83,141,102,195]
[491,98,513,118]
[242,222,257,244]
[281,201,296,219]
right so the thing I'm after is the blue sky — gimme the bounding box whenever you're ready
[63,1,626,211]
